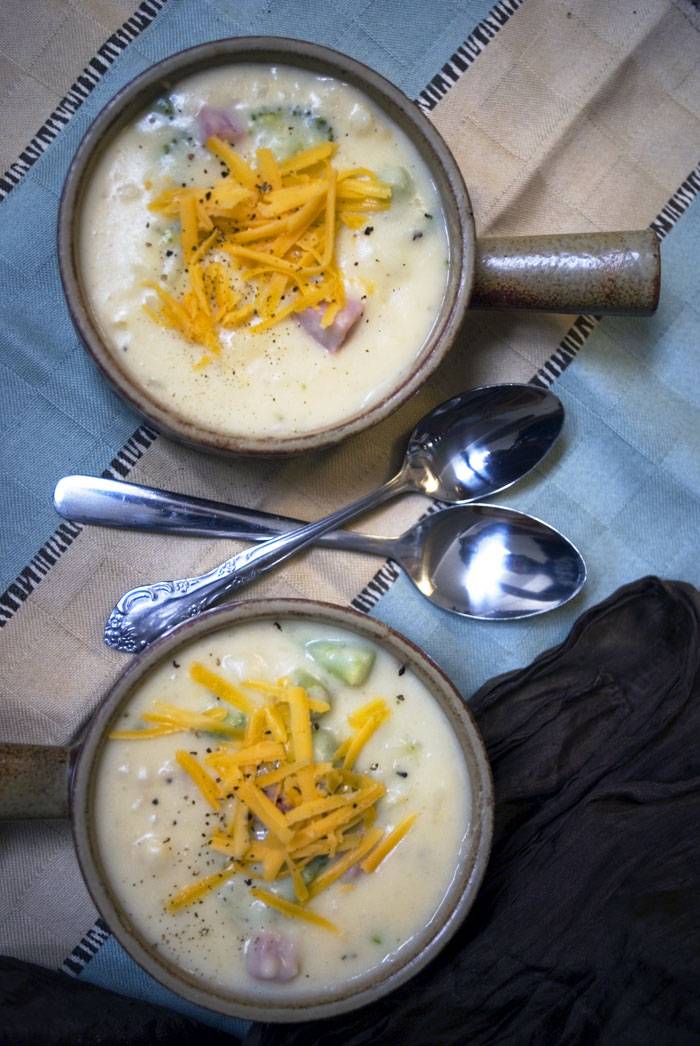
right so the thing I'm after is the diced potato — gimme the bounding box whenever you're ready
[379,166,413,199]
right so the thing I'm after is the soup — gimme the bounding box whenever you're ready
[94,618,470,1002]
[79,64,448,438]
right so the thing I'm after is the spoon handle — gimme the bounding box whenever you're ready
[104,473,406,653]
[54,476,395,555]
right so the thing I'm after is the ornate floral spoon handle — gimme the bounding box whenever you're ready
[104,472,408,653]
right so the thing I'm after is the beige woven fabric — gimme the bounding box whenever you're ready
[0,0,135,174]
[1,0,699,968]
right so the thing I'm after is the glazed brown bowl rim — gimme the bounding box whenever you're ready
[58,35,474,456]
[71,597,493,1023]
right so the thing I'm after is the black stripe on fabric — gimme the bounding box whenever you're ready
[88,925,110,945]
[0,425,157,628]
[101,423,158,481]
[351,564,401,613]
[415,0,526,111]
[61,919,112,977]
[0,0,167,203]
[532,161,700,388]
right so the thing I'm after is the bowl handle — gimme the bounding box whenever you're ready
[471,229,659,315]
[0,743,72,819]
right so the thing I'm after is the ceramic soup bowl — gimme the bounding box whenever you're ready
[59,38,659,455]
[0,599,493,1022]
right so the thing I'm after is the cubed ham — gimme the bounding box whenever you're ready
[341,863,363,883]
[196,105,245,145]
[295,298,364,352]
[263,785,292,813]
[245,931,299,982]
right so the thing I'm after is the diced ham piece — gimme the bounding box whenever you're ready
[196,105,245,145]
[245,932,300,982]
[263,785,291,813]
[341,863,363,883]
[295,298,365,353]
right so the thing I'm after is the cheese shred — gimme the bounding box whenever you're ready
[175,750,221,811]
[361,813,419,873]
[114,661,408,929]
[144,135,392,361]
[250,887,340,934]
[189,662,252,713]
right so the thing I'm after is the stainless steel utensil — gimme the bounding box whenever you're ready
[99,384,565,651]
[56,476,585,621]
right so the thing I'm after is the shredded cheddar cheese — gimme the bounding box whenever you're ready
[347,698,389,728]
[361,813,419,873]
[308,826,384,899]
[175,750,221,811]
[109,664,418,927]
[250,887,339,934]
[343,699,391,770]
[189,662,252,713]
[236,780,294,846]
[166,864,238,912]
[140,703,243,737]
[144,135,392,360]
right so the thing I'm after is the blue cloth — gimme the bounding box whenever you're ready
[80,934,250,1037]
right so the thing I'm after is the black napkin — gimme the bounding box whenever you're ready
[0,955,234,1046]
[247,577,700,1046]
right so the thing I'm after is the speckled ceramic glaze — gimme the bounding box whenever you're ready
[471,230,660,314]
[0,599,494,1023]
[59,38,660,456]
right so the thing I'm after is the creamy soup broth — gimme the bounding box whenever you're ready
[94,619,470,1001]
[79,64,448,438]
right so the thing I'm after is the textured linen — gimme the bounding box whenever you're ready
[0,0,699,1038]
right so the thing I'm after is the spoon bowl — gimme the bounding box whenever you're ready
[404,384,564,502]
[398,505,586,619]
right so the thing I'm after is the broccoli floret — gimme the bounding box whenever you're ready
[248,106,334,160]
[302,855,330,885]
[154,95,176,119]
[313,727,339,762]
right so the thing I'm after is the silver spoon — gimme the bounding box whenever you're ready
[100,383,564,652]
[56,475,586,621]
